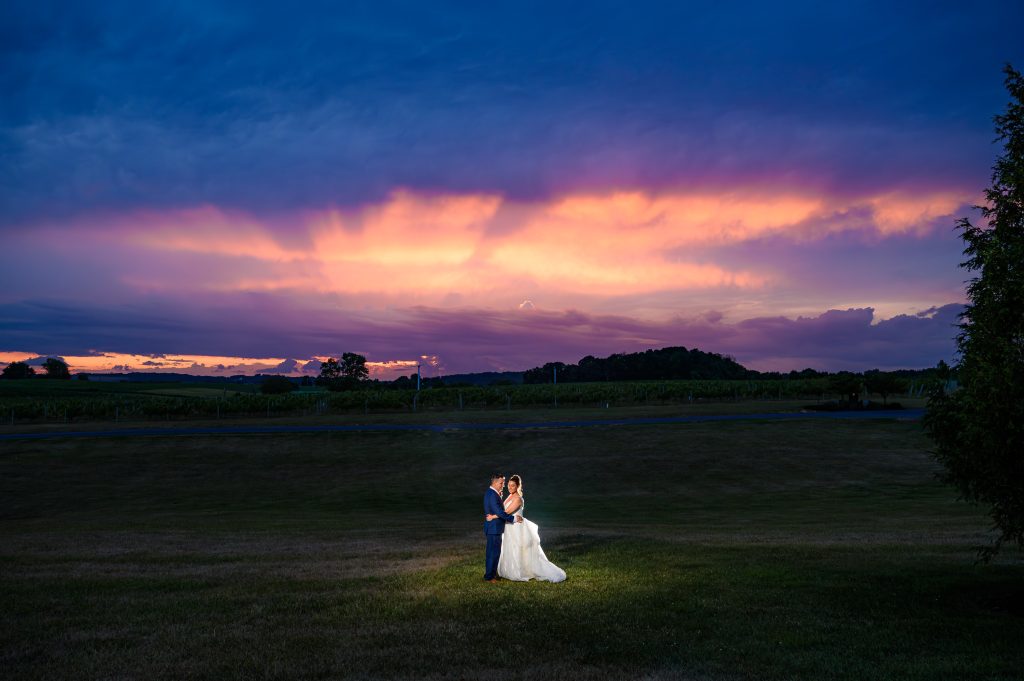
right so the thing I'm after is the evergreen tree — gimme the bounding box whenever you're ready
[924,65,1024,560]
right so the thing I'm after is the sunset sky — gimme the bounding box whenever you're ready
[2,2,1023,378]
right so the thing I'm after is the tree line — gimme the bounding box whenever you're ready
[519,347,948,400]
[1,358,71,380]
[523,346,751,383]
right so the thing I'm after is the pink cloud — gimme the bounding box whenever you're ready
[1,185,973,373]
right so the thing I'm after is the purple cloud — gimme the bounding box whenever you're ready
[0,293,961,373]
[271,358,299,374]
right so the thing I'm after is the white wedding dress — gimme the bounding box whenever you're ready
[497,496,566,582]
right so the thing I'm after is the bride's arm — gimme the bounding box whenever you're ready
[503,496,522,514]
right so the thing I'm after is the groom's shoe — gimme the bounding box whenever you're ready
[486,578,499,583]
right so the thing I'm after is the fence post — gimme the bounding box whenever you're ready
[506,394,511,410]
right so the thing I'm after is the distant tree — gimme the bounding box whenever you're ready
[77,373,90,381]
[864,370,904,405]
[260,375,297,394]
[316,353,369,391]
[1,361,36,379]
[340,352,369,382]
[522,346,750,384]
[317,358,343,384]
[827,372,862,405]
[932,359,953,392]
[300,375,313,387]
[924,64,1024,561]
[43,358,71,380]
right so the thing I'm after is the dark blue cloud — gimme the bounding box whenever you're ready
[2,0,1022,227]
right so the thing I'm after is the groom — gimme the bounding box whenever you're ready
[483,473,522,582]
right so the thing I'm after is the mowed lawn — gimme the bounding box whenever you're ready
[1,417,1021,680]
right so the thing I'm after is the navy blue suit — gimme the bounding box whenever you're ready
[483,487,517,580]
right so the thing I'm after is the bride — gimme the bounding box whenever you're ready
[494,475,566,582]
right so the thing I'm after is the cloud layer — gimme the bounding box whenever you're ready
[0,183,974,372]
[2,2,1014,373]
[0,301,963,377]
[2,1,1020,227]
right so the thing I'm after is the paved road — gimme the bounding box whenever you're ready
[0,408,924,441]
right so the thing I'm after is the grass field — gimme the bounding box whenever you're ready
[0,379,263,398]
[2,409,1021,679]
[0,376,900,426]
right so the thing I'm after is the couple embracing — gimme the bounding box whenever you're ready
[483,473,566,583]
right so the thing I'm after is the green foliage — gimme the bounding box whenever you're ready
[827,371,863,404]
[0,376,845,423]
[316,353,369,391]
[864,370,905,405]
[317,358,342,382]
[340,352,369,381]
[925,64,1024,561]
[1,361,35,379]
[42,357,71,380]
[259,375,298,394]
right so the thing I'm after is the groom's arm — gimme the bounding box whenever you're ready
[485,493,518,523]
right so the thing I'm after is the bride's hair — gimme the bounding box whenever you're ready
[508,474,523,497]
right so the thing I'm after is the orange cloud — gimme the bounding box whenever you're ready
[124,205,306,261]
[41,186,973,303]
[0,351,423,379]
[867,191,969,235]
[312,191,502,266]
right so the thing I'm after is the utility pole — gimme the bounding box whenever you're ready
[553,364,557,385]
[416,364,421,391]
